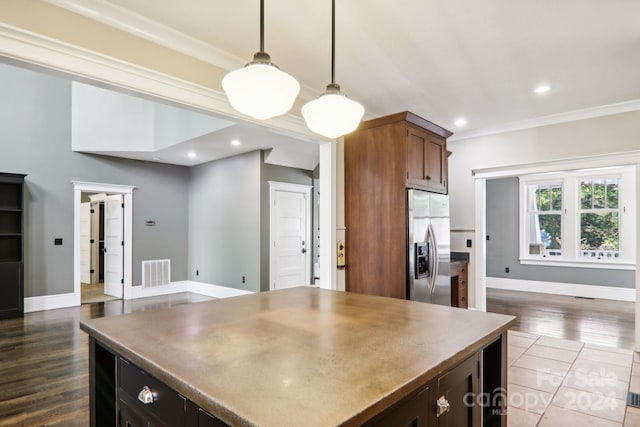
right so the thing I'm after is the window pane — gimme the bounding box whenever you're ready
[580,212,619,252]
[528,185,539,211]
[539,186,550,211]
[539,214,562,250]
[551,185,562,210]
[581,181,592,209]
[593,180,605,209]
[527,214,544,255]
[606,180,619,208]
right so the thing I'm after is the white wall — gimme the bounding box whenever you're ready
[72,82,233,153]
[72,82,155,151]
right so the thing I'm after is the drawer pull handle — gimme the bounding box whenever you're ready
[138,386,155,404]
[436,396,450,417]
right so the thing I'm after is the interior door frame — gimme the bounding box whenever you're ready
[73,181,135,306]
[268,181,313,291]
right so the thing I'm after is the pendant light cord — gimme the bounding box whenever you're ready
[331,0,335,84]
[260,0,265,52]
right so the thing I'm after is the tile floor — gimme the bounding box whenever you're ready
[507,330,640,426]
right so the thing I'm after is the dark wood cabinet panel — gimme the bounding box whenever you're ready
[0,263,21,317]
[0,172,25,320]
[406,125,447,193]
[407,126,428,186]
[345,112,451,299]
[198,409,229,427]
[90,338,230,427]
[118,357,187,427]
[436,353,480,427]
[425,135,447,193]
[367,352,481,427]
[369,384,433,427]
[344,119,408,299]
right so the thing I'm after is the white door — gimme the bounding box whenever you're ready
[104,194,123,298]
[270,184,311,290]
[80,202,91,284]
[90,202,101,284]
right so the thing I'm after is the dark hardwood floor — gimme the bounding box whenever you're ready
[0,289,635,425]
[487,288,636,350]
[0,293,213,427]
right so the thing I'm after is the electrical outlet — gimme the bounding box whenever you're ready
[466,239,472,248]
[242,275,246,283]
[505,267,510,273]
[486,235,490,241]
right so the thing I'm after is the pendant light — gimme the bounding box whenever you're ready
[222,0,300,120]
[302,0,364,139]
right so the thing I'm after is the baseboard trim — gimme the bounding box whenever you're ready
[129,280,253,300]
[23,281,254,313]
[129,281,189,299]
[185,281,253,298]
[486,277,636,302]
[24,292,78,313]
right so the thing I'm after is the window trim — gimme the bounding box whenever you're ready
[518,166,635,268]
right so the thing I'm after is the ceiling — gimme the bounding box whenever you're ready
[47,0,640,165]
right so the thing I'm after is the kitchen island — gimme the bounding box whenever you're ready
[80,287,515,427]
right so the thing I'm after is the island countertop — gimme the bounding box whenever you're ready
[80,287,515,426]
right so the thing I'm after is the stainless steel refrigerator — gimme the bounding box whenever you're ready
[408,189,451,305]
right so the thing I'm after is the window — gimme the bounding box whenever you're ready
[579,178,619,260]
[519,166,635,268]
[525,182,563,256]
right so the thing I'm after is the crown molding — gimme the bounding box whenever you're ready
[0,22,322,141]
[45,0,244,70]
[450,99,640,142]
[43,0,324,101]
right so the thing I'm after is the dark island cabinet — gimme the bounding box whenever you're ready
[83,289,512,427]
[90,338,229,427]
[367,352,480,427]
[0,173,26,320]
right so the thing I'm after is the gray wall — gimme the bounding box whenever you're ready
[188,151,262,292]
[0,62,190,297]
[486,177,634,288]
[260,153,314,291]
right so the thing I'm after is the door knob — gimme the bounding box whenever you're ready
[302,248,307,254]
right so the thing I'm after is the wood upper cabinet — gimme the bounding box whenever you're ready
[407,125,448,193]
[344,112,452,299]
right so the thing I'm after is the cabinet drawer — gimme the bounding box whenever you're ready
[199,409,229,427]
[118,357,186,426]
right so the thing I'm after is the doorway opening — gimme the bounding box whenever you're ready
[80,192,124,303]
[73,181,135,306]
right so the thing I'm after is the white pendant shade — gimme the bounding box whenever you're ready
[222,61,300,120]
[302,88,365,139]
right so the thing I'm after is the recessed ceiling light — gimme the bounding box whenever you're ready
[187,151,197,159]
[533,85,551,94]
[454,118,467,127]
[231,139,241,146]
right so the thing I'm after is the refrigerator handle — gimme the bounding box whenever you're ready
[428,223,439,296]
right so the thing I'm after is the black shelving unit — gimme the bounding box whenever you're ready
[0,173,26,319]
